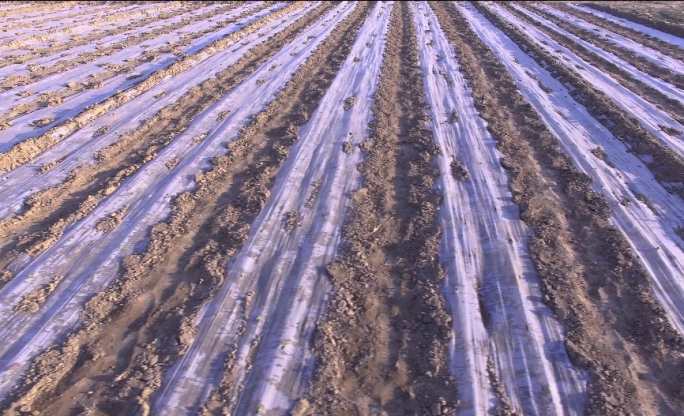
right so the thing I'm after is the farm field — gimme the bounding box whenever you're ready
[0,1,684,415]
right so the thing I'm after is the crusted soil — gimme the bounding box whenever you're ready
[305,3,458,415]
[434,2,684,415]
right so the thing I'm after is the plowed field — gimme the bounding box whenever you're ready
[1,2,684,416]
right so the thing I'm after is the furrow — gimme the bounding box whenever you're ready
[0,2,124,33]
[305,2,458,415]
[0,2,236,79]
[0,3,127,41]
[0,2,78,19]
[0,3,38,13]
[485,4,684,198]
[0,2,256,116]
[0,2,320,292]
[569,4,684,51]
[413,2,585,415]
[0,3,175,49]
[0,2,206,66]
[0,3,127,44]
[0,2,263,139]
[500,0,684,338]
[0,3,283,229]
[154,4,386,415]
[0,1,211,81]
[584,2,684,41]
[0,2,354,414]
[464,2,684,414]
[544,3,684,70]
[519,4,684,116]
[0,1,309,172]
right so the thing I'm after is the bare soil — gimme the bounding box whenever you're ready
[553,2,684,64]
[434,2,684,415]
[0,2,373,416]
[521,4,684,123]
[305,3,458,415]
[0,1,324,297]
[584,1,684,40]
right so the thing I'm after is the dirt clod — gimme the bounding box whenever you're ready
[93,125,111,138]
[284,211,302,231]
[341,141,354,154]
[343,96,356,110]
[96,207,128,232]
[450,157,469,181]
[31,117,54,128]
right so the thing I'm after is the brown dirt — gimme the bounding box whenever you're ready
[341,140,354,154]
[551,2,684,64]
[486,355,515,416]
[0,3,179,50]
[449,157,469,182]
[0,1,237,78]
[585,1,684,40]
[343,96,356,110]
[0,0,253,110]
[30,117,54,128]
[200,3,376,414]
[0,3,366,416]
[38,157,65,175]
[495,3,684,204]
[0,1,77,18]
[590,146,615,168]
[95,207,128,233]
[519,3,684,124]
[448,109,458,123]
[284,211,303,231]
[0,1,326,297]
[435,2,684,415]
[0,2,306,172]
[216,110,231,122]
[305,3,458,415]
[0,2,127,33]
[14,275,64,314]
[304,180,322,209]
[164,157,180,170]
